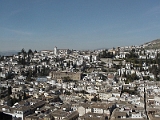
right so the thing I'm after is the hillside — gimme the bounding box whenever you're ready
[143,39,160,49]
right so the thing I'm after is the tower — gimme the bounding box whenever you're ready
[54,46,58,55]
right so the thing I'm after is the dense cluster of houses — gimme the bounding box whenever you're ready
[0,46,160,120]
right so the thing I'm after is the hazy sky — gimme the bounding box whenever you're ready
[1,0,160,51]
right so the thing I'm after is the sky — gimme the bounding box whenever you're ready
[1,0,160,51]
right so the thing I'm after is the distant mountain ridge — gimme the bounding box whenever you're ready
[1,39,160,56]
[0,50,18,56]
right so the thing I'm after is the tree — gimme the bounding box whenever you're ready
[90,55,92,62]
[18,48,27,66]
[21,48,26,54]
[32,65,38,77]
[28,49,33,55]
[64,91,71,95]
[8,86,12,95]
[149,65,158,79]
[91,95,101,102]
[34,50,37,53]
[0,56,4,61]
[37,65,50,76]
[23,92,27,100]
[11,97,19,106]
[18,94,22,101]
[0,68,2,72]
[73,63,77,69]
[121,86,138,95]
[26,49,33,64]
[6,72,15,80]
[63,76,72,82]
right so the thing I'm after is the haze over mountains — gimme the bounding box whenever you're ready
[0,50,18,56]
